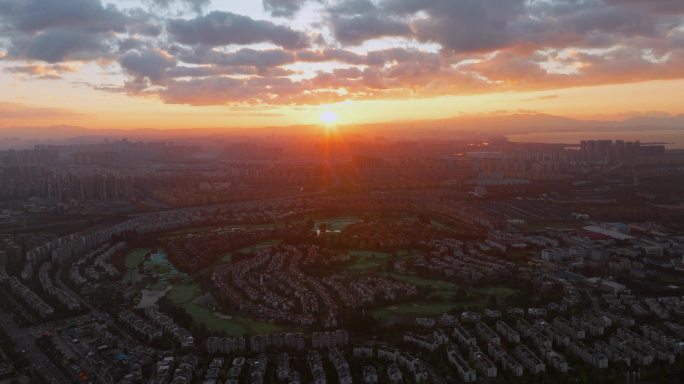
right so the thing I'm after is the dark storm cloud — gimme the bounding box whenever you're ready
[167,11,310,49]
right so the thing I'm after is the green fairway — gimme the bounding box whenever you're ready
[393,249,419,258]
[344,250,393,271]
[168,283,202,304]
[347,259,382,270]
[430,219,452,230]
[384,272,460,291]
[181,302,288,336]
[369,272,469,320]
[216,223,283,234]
[315,217,362,231]
[125,247,292,335]
[348,250,391,258]
[474,286,518,298]
[372,302,469,320]
[124,248,151,269]
[165,274,290,336]
[164,223,289,238]
[164,226,214,236]
[170,287,289,336]
[236,239,283,255]
[384,272,517,298]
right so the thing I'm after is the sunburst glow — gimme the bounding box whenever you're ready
[320,110,339,125]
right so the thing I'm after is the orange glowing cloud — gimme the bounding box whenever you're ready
[0,0,682,129]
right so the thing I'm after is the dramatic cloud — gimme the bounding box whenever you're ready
[119,49,176,85]
[263,0,310,17]
[0,0,127,33]
[0,0,127,62]
[604,0,684,14]
[0,0,683,107]
[146,0,210,13]
[382,0,526,53]
[329,13,411,45]
[9,28,113,62]
[167,11,310,49]
[4,63,75,80]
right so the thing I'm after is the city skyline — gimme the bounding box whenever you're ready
[1,0,684,130]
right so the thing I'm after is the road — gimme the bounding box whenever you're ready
[0,306,72,384]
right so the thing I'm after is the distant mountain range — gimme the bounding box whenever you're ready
[1,113,683,146]
[372,113,684,137]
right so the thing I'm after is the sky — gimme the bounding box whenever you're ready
[1,0,684,130]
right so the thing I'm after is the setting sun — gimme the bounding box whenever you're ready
[320,110,339,125]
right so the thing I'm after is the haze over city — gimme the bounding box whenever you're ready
[1,1,684,384]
